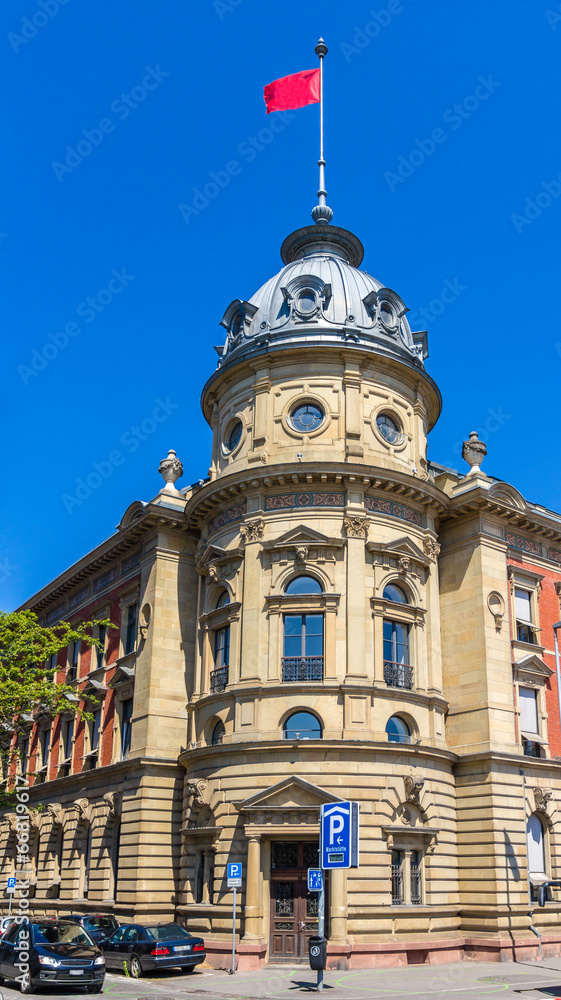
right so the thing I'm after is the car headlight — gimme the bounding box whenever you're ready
[94,956,105,966]
[39,956,61,967]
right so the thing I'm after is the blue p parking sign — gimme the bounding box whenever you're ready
[227,862,242,888]
[320,801,359,869]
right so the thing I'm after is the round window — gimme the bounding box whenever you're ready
[383,584,408,604]
[376,413,401,444]
[379,301,397,328]
[297,288,317,314]
[289,403,324,433]
[386,716,411,744]
[224,420,243,453]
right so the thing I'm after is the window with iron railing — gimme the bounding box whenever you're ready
[411,851,422,904]
[383,620,412,689]
[515,588,539,644]
[391,851,404,905]
[210,626,230,692]
[282,614,324,682]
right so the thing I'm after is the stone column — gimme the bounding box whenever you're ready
[344,516,369,679]
[243,832,262,940]
[240,520,265,680]
[329,868,347,942]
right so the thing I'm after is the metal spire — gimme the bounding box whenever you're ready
[311,38,333,225]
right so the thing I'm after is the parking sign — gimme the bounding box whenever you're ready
[320,801,359,869]
[227,862,242,888]
[6,877,15,893]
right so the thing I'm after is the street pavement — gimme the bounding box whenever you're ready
[3,959,561,1000]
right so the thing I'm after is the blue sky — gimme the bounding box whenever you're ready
[2,0,561,610]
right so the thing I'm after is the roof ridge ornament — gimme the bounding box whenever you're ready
[311,38,334,226]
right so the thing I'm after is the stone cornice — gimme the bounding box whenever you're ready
[18,502,199,617]
[178,738,459,768]
[443,487,561,545]
[185,462,449,530]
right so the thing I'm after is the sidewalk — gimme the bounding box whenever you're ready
[163,957,561,1000]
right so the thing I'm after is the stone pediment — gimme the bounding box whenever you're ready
[513,653,553,681]
[238,776,345,812]
[196,543,244,576]
[263,525,344,551]
[368,536,428,566]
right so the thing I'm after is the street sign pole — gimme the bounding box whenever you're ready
[230,886,236,975]
[317,883,325,992]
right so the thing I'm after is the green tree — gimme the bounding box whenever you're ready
[0,609,112,797]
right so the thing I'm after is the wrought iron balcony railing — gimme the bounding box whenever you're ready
[384,661,414,690]
[210,666,229,693]
[281,657,324,682]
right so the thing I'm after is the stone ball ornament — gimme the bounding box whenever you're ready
[462,431,487,476]
[158,448,183,492]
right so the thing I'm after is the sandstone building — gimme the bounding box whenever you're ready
[4,208,561,969]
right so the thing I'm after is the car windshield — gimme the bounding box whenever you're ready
[32,922,94,946]
[84,917,117,932]
[143,924,191,941]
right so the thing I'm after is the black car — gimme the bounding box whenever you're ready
[66,913,120,944]
[0,918,105,993]
[100,922,205,978]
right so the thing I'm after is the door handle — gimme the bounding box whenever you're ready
[300,921,305,931]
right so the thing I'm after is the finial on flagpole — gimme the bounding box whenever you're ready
[311,38,333,225]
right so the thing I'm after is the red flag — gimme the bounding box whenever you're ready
[263,68,320,114]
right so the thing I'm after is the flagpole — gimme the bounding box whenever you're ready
[312,38,333,224]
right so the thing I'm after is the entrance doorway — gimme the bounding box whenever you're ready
[269,841,325,962]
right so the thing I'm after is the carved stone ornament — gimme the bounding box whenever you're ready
[47,803,63,827]
[344,516,369,539]
[240,519,265,543]
[295,546,308,564]
[74,798,90,824]
[487,591,505,632]
[139,602,151,641]
[423,537,440,562]
[207,563,219,583]
[404,775,424,805]
[534,787,553,813]
[462,431,487,476]
[186,778,208,807]
[103,791,122,819]
[398,556,411,576]
[158,449,183,493]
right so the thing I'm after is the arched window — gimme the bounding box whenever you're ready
[216,590,230,609]
[283,711,322,740]
[211,720,225,746]
[285,576,323,595]
[386,716,411,744]
[383,583,408,604]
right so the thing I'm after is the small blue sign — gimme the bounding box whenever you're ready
[227,862,243,887]
[7,877,16,890]
[307,868,323,892]
[320,801,360,869]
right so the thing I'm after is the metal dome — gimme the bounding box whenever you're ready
[216,222,428,371]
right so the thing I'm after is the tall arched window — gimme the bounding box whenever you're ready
[211,720,225,746]
[283,577,324,682]
[283,711,322,740]
[383,583,412,689]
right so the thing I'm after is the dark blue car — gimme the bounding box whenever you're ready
[0,918,105,993]
[100,922,205,978]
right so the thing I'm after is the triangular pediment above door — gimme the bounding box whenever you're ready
[237,776,345,812]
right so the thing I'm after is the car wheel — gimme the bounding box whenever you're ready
[181,966,196,973]
[129,955,143,979]
[20,975,34,994]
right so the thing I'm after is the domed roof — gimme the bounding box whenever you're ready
[216,222,428,371]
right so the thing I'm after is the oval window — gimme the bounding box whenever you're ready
[376,413,401,444]
[383,584,408,604]
[283,711,322,740]
[224,420,243,453]
[297,288,317,314]
[289,404,324,433]
[285,576,323,595]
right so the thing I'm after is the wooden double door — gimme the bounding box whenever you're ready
[269,841,326,962]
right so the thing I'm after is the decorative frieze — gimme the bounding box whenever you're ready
[121,551,141,574]
[93,567,117,593]
[506,532,542,557]
[46,604,66,625]
[208,500,247,535]
[265,491,345,511]
[68,584,90,610]
[344,516,369,539]
[365,496,422,527]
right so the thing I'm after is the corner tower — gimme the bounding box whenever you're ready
[202,219,441,480]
